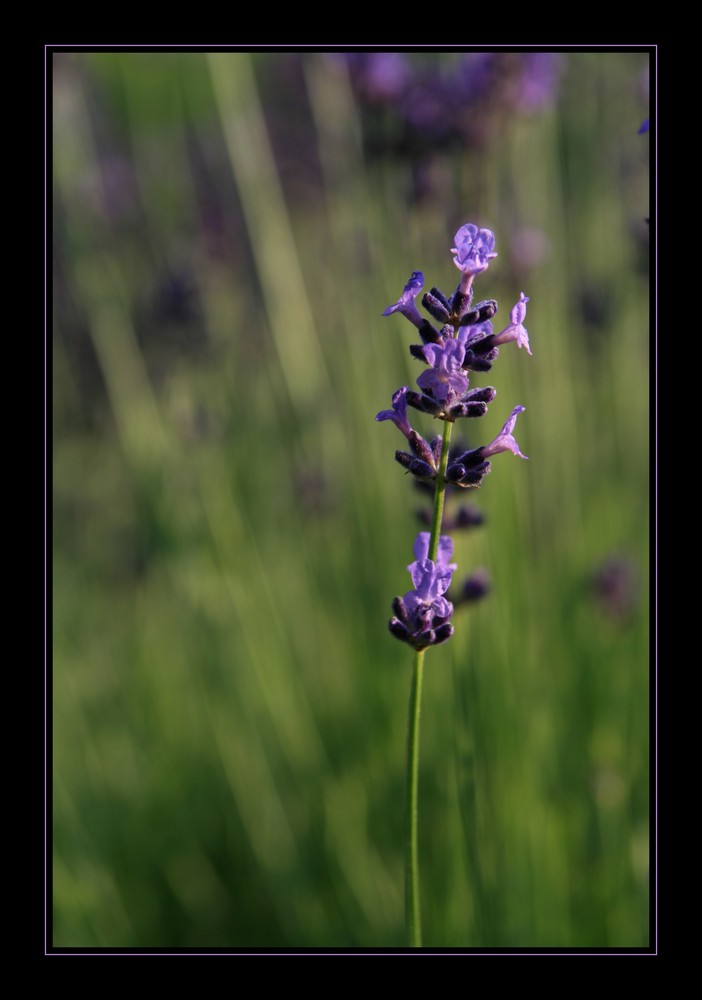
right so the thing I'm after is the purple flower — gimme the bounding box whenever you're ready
[410,531,456,578]
[512,53,563,112]
[376,386,414,439]
[383,271,425,328]
[638,118,649,134]
[481,405,528,460]
[389,533,456,649]
[591,555,638,621]
[450,568,490,607]
[416,339,469,403]
[451,224,498,277]
[492,292,532,355]
[406,531,455,617]
[339,53,411,102]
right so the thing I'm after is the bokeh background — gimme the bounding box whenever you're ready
[52,50,651,949]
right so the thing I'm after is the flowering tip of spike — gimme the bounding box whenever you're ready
[377,224,532,649]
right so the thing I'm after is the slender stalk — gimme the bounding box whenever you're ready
[404,415,454,947]
[428,418,453,562]
[405,647,425,947]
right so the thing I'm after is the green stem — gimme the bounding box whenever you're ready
[405,647,425,948]
[428,418,453,562]
[404,415,454,947]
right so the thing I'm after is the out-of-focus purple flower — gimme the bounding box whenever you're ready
[591,555,638,622]
[481,405,528,460]
[389,532,456,650]
[510,228,549,270]
[638,118,650,134]
[376,386,414,439]
[383,271,425,328]
[331,52,411,103]
[450,568,490,607]
[512,53,563,112]
[451,224,498,277]
[335,52,564,198]
[415,502,485,532]
[416,339,469,402]
[492,292,532,355]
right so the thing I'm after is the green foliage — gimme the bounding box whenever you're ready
[53,50,650,948]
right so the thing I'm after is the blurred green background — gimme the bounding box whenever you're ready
[52,50,650,949]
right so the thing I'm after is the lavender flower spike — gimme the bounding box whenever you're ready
[481,405,529,460]
[383,271,425,329]
[492,292,532,355]
[451,224,498,277]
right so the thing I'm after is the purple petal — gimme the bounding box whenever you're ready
[376,386,413,438]
[431,596,453,620]
[412,532,431,563]
[408,559,433,596]
[435,535,456,573]
[492,293,532,355]
[382,271,425,327]
[482,405,528,460]
[415,339,469,402]
[421,344,440,368]
[510,292,529,327]
[408,532,456,597]
[450,223,498,276]
[399,533,457,641]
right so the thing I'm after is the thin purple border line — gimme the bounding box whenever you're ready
[45,43,656,957]
[45,43,49,958]
[653,44,657,957]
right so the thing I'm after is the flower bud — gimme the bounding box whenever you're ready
[395,451,436,480]
[457,570,490,604]
[464,386,497,404]
[421,291,451,324]
[405,390,444,417]
[447,400,489,420]
[409,430,437,468]
[418,319,442,345]
[432,623,454,645]
[463,349,498,373]
[392,595,410,626]
[429,287,452,313]
[388,617,410,642]
[453,506,485,529]
[458,298,498,325]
